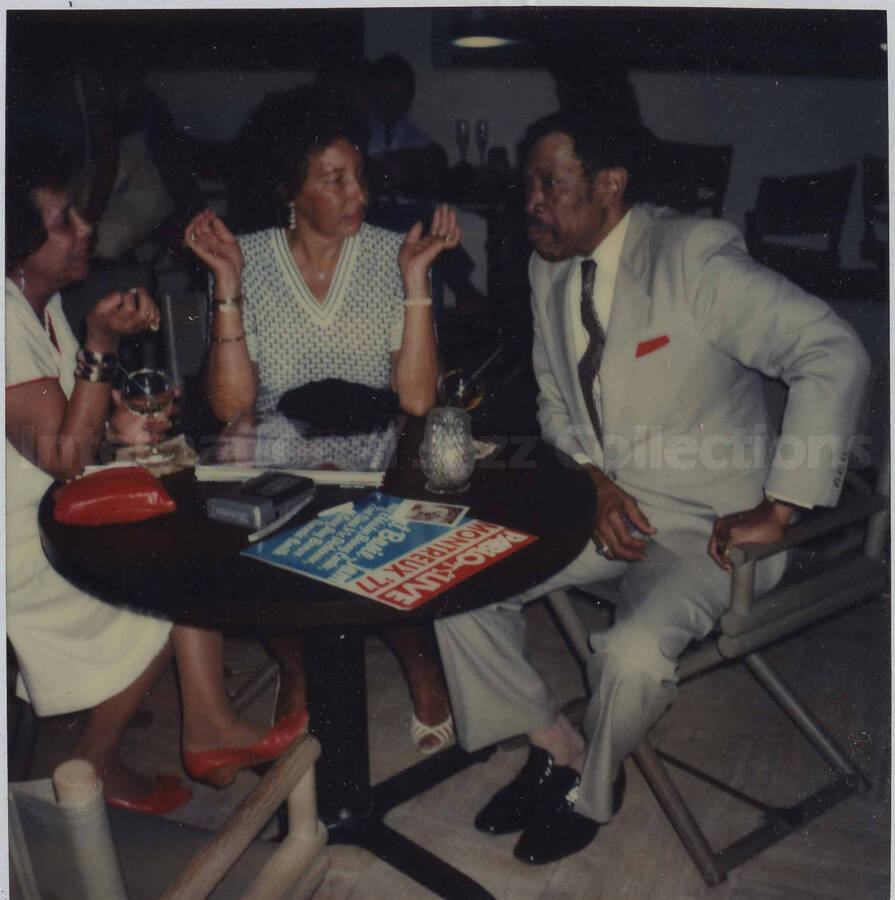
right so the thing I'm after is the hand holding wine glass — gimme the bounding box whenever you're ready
[118,368,176,462]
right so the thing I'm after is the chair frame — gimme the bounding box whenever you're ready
[860,153,888,271]
[161,732,328,899]
[744,164,856,281]
[10,732,328,899]
[547,459,888,886]
[642,140,734,219]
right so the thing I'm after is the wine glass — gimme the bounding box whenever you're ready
[475,119,490,168]
[438,369,485,412]
[455,119,470,165]
[437,346,501,411]
[120,367,176,463]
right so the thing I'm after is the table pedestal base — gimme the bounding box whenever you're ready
[330,743,496,899]
[307,627,497,899]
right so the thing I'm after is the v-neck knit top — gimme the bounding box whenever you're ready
[237,223,406,411]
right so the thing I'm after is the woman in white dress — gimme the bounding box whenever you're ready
[6,137,308,810]
[185,97,460,754]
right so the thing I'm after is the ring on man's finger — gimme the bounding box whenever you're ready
[596,538,611,557]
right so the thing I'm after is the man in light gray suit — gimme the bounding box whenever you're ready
[435,111,870,865]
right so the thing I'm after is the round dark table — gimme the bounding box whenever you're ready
[39,421,595,899]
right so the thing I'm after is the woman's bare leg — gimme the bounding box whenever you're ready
[173,625,268,753]
[381,622,452,751]
[72,638,174,799]
[263,632,307,720]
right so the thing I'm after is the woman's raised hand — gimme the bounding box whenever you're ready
[183,209,244,295]
[85,287,161,353]
[398,203,462,299]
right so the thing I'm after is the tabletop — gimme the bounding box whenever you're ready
[39,420,595,631]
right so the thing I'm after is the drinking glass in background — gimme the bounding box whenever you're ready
[475,120,490,168]
[120,367,176,462]
[455,119,470,165]
[437,347,501,411]
[438,369,485,412]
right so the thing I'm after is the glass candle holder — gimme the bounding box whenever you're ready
[420,406,476,494]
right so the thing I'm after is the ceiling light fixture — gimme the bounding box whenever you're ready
[449,9,521,50]
[452,34,515,49]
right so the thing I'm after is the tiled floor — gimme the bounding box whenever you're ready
[22,589,890,899]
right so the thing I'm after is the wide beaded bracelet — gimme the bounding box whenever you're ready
[77,346,118,367]
[74,346,116,383]
[75,364,114,383]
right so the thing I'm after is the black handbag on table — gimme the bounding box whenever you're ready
[276,378,401,436]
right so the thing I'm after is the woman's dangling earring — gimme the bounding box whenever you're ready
[288,202,296,231]
[17,268,25,294]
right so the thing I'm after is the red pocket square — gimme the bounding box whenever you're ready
[635,336,670,358]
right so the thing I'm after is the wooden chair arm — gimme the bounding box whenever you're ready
[161,733,321,900]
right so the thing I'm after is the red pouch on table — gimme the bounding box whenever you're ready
[53,466,176,525]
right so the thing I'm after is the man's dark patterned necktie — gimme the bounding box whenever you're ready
[577,258,605,443]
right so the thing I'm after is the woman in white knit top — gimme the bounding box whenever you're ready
[185,97,459,753]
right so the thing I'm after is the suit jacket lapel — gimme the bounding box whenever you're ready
[600,207,653,439]
[545,257,578,382]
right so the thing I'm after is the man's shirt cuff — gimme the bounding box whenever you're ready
[765,490,813,510]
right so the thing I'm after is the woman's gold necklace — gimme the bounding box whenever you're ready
[300,259,328,282]
[291,240,333,284]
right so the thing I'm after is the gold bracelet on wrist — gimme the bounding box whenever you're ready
[404,297,433,308]
[210,333,246,343]
[212,294,243,309]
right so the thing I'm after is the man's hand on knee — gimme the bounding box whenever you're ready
[585,466,656,561]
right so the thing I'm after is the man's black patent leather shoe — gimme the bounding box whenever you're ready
[474,746,555,835]
[513,765,626,865]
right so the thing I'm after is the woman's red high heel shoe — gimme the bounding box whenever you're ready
[106,773,193,815]
[182,710,309,787]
